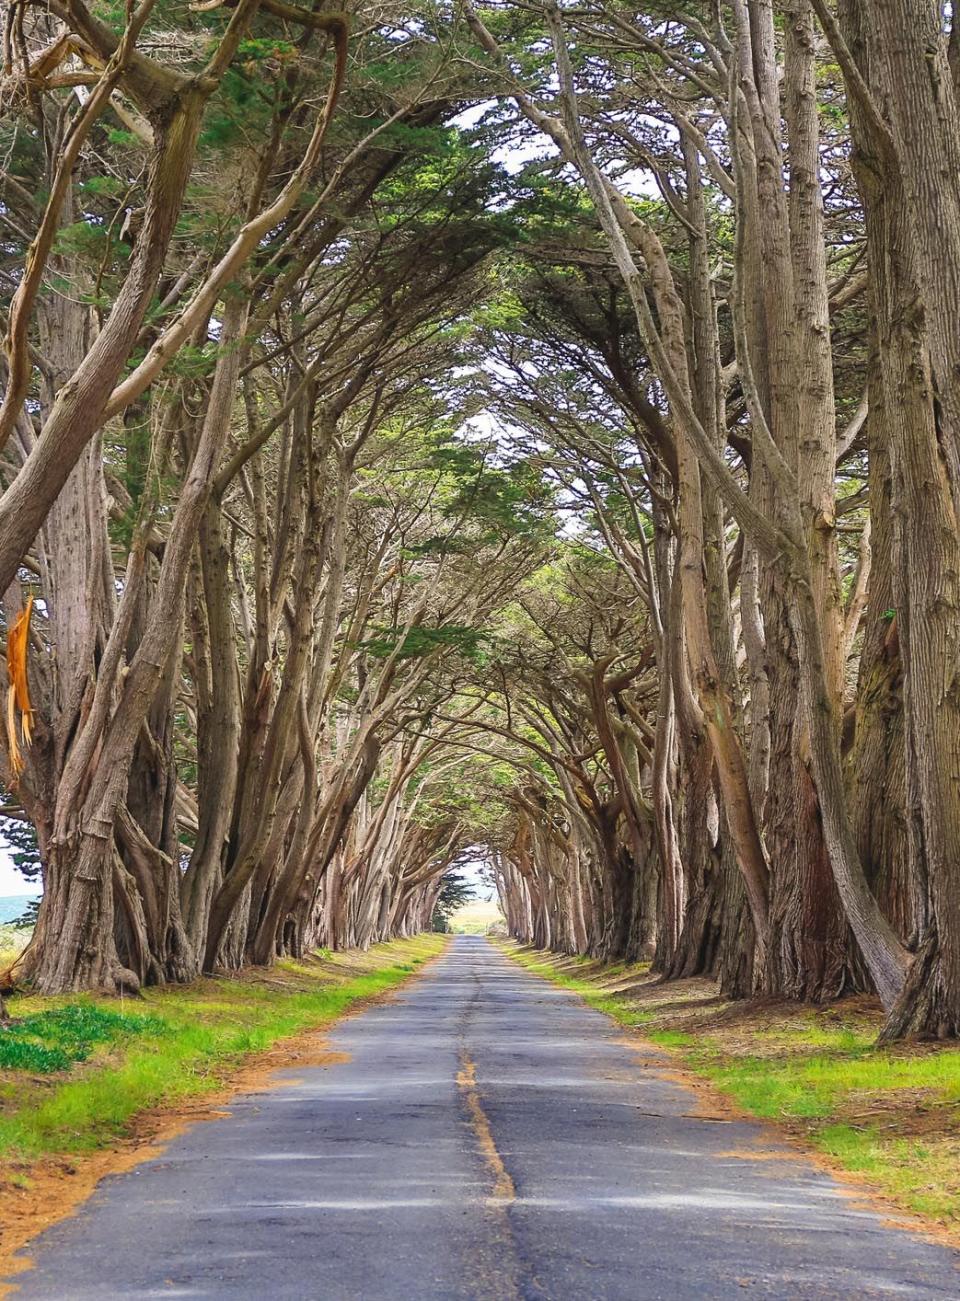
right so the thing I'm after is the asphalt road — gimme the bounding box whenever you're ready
[9,936,960,1299]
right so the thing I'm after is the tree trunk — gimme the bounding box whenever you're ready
[840,0,960,1035]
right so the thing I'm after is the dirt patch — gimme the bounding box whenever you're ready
[650,1068,736,1122]
[836,1091,960,1136]
[611,1037,736,1122]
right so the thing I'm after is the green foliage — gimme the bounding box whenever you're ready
[53,220,113,263]
[358,623,489,663]
[105,128,138,149]
[200,66,273,151]
[0,1003,166,1074]
[472,290,527,331]
[168,341,220,380]
[235,37,298,70]
[0,1038,68,1074]
[79,175,126,199]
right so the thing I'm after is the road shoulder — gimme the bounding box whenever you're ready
[0,934,447,1291]
[499,939,960,1255]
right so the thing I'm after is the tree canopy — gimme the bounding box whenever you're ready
[1,0,959,1042]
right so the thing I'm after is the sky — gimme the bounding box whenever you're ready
[0,847,37,896]
[461,858,496,902]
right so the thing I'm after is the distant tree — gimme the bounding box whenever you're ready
[432,871,476,932]
[0,813,40,888]
[0,803,40,929]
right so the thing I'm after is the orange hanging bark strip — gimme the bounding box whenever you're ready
[6,595,34,777]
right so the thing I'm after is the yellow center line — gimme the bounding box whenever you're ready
[456,1052,517,1205]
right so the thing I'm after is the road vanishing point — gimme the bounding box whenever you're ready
[10,937,960,1299]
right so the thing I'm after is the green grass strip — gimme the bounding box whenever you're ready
[0,935,445,1163]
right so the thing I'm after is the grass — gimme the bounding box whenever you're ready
[0,1004,167,1074]
[0,935,446,1165]
[0,923,29,969]
[502,941,960,1233]
[449,898,504,935]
